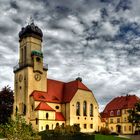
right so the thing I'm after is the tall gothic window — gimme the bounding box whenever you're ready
[90,104,93,116]
[46,113,49,119]
[83,101,87,116]
[76,102,80,116]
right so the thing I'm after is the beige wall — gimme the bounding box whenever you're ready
[103,108,135,134]
[31,110,65,131]
[69,89,100,132]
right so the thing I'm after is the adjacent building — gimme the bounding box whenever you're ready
[13,22,100,132]
[101,95,140,134]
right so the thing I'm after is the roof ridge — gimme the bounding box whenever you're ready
[47,78,66,84]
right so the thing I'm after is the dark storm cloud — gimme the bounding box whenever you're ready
[0,0,140,111]
[10,0,19,10]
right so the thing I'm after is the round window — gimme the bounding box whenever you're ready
[55,106,59,109]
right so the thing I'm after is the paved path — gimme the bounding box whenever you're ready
[128,135,140,140]
[119,135,140,140]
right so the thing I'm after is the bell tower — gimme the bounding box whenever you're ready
[13,22,47,122]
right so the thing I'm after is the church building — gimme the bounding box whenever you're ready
[13,22,100,132]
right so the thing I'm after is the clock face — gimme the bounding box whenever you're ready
[34,74,41,81]
[19,74,23,82]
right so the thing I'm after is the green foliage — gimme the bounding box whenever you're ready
[54,124,80,135]
[0,86,14,124]
[0,115,39,140]
[99,127,110,135]
[39,124,81,139]
[128,102,140,132]
[64,124,80,135]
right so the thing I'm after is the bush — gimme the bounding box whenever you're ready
[0,115,39,140]
[100,127,110,135]
[110,132,118,136]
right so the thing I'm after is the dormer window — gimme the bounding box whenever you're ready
[117,110,121,116]
[110,111,114,116]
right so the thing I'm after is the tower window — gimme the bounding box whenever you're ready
[23,104,26,115]
[24,46,26,64]
[31,104,34,111]
[36,118,38,125]
[83,101,87,116]
[36,57,41,62]
[76,102,80,116]
[16,106,18,114]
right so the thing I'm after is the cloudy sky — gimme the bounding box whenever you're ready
[0,0,140,111]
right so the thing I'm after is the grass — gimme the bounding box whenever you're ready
[95,134,131,140]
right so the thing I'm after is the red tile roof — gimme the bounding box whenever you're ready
[30,78,91,103]
[35,102,55,111]
[55,112,65,121]
[63,80,91,102]
[102,95,140,118]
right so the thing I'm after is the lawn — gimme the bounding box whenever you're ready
[95,134,131,140]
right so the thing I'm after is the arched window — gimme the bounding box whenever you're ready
[56,123,59,128]
[83,101,87,116]
[46,125,49,130]
[46,113,49,119]
[90,104,93,116]
[76,102,80,116]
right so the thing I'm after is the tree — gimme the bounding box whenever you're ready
[128,102,140,134]
[0,86,14,124]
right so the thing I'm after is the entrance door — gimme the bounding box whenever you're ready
[116,125,121,133]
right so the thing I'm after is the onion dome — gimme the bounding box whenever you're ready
[19,22,43,42]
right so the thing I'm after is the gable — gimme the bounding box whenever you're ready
[31,78,93,103]
[35,102,55,111]
[102,95,140,117]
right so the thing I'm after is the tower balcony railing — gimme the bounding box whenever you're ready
[13,63,48,72]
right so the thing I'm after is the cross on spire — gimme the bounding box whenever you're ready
[26,16,34,25]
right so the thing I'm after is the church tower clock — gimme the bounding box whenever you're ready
[13,22,47,122]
